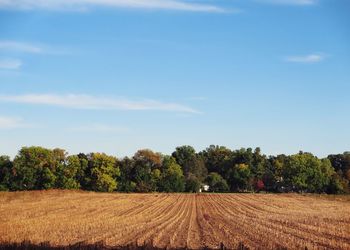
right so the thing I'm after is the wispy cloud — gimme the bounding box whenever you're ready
[256,0,316,5]
[285,53,325,63]
[0,0,227,12]
[0,40,43,53]
[0,58,22,70]
[187,96,207,101]
[0,40,69,55]
[0,94,200,113]
[0,116,26,129]
[70,123,130,133]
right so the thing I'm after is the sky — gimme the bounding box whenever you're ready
[0,0,349,158]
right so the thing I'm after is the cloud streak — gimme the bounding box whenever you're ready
[256,0,316,5]
[70,124,130,133]
[285,53,325,63]
[0,116,26,129]
[0,40,70,55]
[0,0,226,12]
[0,40,43,53]
[0,94,200,113]
[0,58,22,70]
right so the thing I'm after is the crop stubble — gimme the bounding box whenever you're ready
[0,190,349,249]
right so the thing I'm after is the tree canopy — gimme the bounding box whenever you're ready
[0,145,348,194]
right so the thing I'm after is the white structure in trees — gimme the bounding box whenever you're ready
[199,184,210,193]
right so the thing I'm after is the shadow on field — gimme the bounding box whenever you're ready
[0,241,254,250]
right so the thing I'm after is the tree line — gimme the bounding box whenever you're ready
[0,146,349,194]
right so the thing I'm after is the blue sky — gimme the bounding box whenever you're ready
[0,0,349,158]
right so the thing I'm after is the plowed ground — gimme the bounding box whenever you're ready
[0,190,349,249]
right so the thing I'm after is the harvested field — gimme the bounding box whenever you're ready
[0,190,349,249]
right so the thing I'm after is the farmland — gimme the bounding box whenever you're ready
[0,191,349,249]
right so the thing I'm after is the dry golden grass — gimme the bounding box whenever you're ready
[0,190,349,249]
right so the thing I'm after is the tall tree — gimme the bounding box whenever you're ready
[172,145,207,181]
[56,155,81,189]
[283,153,334,193]
[328,152,350,191]
[200,145,232,177]
[0,156,12,191]
[118,157,137,192]
[88,153,120,192]
[227,163,252,192]
[160,156,185,192]
[132,149,162,192]
[12,147,58,190]
[185,173,201,193]
[205,172,229,192]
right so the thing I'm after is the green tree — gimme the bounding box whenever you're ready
[185,173,201,193]
[0,156,12,191]
[41,167,56,189]
[205,172,229,192]
[172,146,207,181]
[227,163,251,192]
[328,152,350,192]
[56,155,81,189]
[251,147,267,179]
[88,153,120,192]
[94,173,117,192]
[232,148,254,167]
[151,168,162,191]
[12,146,58,190]
[263,155,288,192]
[283,153,334,193]
[118,157,137,192]
[160,156,185,192]
[326,173,346,194]
[132,149,163,192]
[75,153,89,189]
[200,145,232,177]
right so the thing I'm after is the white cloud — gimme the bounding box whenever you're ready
[187,96,207,101]
[285,53,325,63]
[0,40,43,53]
[0,58,22,70]
[70,124,130,133]
[0,93,200,113]
[0,116,26,129]
[0,40,69,55]
[256,0,316,5]
[0,0,226,12]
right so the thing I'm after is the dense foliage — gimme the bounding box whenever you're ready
[0,146,349,194]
